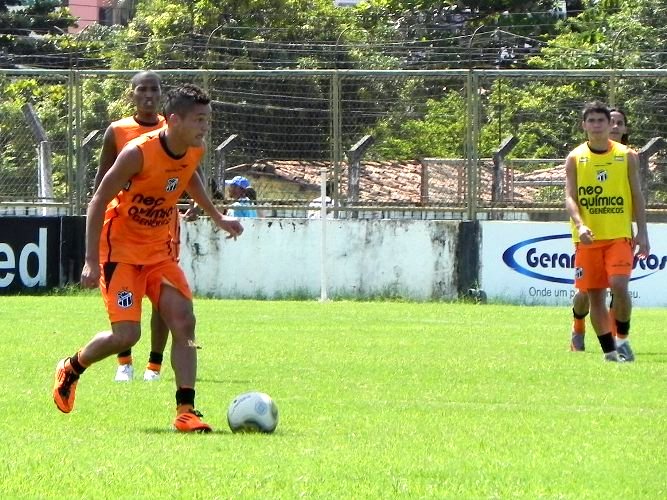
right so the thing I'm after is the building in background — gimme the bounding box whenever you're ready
[65,0,136,32]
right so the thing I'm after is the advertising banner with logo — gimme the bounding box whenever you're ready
[480,221,666,306]
[0,217,61,293]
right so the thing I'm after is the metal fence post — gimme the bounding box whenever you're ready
[21,103,53,210]
[420,162,429,205]
[492,135,518,203]
[638,137,667,198]
[331,72,342,218]
[66,67,75,215]
[214,134,240,199]
[465,70,480,221]
[74,70,84,214]
[80,130,100,206]
[345,135,374,219]
[37,141,53,206]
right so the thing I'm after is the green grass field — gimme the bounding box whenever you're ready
[1,295,666,498]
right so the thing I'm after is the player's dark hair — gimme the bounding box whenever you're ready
[130,71,161,89]
[245,187,257,201]
[163,84,211,119]
[582,100,611,121]
[610,107,629,145]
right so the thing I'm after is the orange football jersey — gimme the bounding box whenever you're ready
[111,115,166,151]
[100,130,203,265]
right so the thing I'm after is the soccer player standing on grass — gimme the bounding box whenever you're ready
[53,84,243,432]
[570,108,630,351]
[95,70,171,382]
[565,101,649,362]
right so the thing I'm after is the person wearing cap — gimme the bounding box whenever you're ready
[225,175,257,218]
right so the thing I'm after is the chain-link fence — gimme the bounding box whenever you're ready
[1,69,667,219]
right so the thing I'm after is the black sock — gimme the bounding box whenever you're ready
[597,332,616,353]
[70,352,87,375]
[176,387,196,408]
[117,349,132,358]
[616,320,630,336]
[148,351,164,365]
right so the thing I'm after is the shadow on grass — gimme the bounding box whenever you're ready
[142,427,286,436]
[142,427,229,435]
[635,352,667,363]
[196,378,251,384]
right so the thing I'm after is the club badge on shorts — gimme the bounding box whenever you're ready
[117,289,134,309]
[574,267,584,280]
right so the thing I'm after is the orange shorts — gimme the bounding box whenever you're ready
[574,238,633,291]
[99,259,192,323]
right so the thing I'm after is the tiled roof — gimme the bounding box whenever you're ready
[226,154,666,206]
[229,159,546,205]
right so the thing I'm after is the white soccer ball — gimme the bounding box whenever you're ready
[227,391,279,433]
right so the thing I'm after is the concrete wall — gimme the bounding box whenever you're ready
[179,218,461,300]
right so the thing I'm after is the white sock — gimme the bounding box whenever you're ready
[616,337,628,346]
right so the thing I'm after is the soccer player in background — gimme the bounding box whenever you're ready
[54,84,243,432]
[565,101,649,362]
[569,108,630,351]
[95,70,171,382]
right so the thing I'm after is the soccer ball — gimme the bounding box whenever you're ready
[227,391,279,433]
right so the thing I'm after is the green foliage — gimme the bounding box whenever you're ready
[4,0,667,200]
[0,0,76,66]
[529,0,667,69]
[373,93,466,159]
[113,0,354,70]
[480,79,597,157]
[535,185,564,203]
[521,0,667,155]
[0,75,71,200]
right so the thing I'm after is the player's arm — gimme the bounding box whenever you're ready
[185,171,243,239]
[627,149,649,258]
[182,166,205,221]
[564,153,593,243]
[93,125,118,191]
[80,146,143,288]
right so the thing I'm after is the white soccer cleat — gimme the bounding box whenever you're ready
[114,363,134,382]
[603,352,624,363]
[143,369,161,382]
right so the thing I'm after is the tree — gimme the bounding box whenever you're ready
[516,0,667,149]
[109,0,355,70]
[354,0,567,69]
[528,0,666,70]
[366,0,667,164]
[0,0,77,68]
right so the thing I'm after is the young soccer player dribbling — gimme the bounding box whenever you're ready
[53,84,243,432]
[95,70,170,382]
[565,101,649,362]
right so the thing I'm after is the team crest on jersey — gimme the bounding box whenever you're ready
[165,177,179,192]
[117,289,133,309]
[596,170,608,182]
[574,267,584,280]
